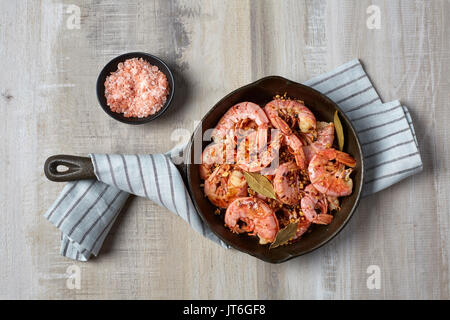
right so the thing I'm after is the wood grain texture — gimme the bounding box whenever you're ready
[0,0,449,299]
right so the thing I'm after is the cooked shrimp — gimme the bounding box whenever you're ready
[212,102,269,143]
[273,161,303,205]
[236,129,282,172]
[200,98,357,247]
[283,134,307,169]
[264,99,316,135]
[308,149,356,197]
[204,165,248,208]
[301,184,333,225]
[225,197,279,244]
[281,208,311,240]
[295,218,312,238]
[315,121,335,148]
[303,122,335,163]
[200,143,234,180]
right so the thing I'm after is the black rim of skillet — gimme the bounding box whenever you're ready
[96,52,175,125]
[186,76,364,263]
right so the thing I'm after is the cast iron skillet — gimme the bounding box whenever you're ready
[186,76,364,263]
[44,76,364,263]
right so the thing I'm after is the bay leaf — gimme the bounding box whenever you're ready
[334,110,344,151]
[243,171,276,199]
[270,222,299,249]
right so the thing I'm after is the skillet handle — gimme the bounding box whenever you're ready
[44,155,96,182]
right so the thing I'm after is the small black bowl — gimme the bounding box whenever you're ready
[96,52,175,124]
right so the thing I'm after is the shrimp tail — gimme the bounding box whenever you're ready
[336,151,356,167]
[312,213,333,225]
[294,148,307,170]
[272,116,292,135]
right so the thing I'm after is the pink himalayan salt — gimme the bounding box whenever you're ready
[104,57,169,118]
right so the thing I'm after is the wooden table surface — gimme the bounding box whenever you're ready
[1,0,449,299]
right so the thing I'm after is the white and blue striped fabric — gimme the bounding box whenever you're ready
[304,59,422,195]
[44,59,422,261]
[45,148,228,261]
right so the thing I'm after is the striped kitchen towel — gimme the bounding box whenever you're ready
[45,149,228,261]
[304,59,422,195]
[44,59,422,261]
